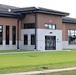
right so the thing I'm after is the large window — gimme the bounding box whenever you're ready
[31,35,35,45]
[24,23,35,29]
[68,30,76,44]
[24,35,28,45]
[6,26,9,45]
[12,26,16,45]
[45,24,56,29]
[0,26,3,45]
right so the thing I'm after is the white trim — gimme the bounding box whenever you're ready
[0,40,17,50]
[36,29,62,50]
[10,41,12,45]
[3,40,5,45]
[62,41,76,49]
[21,29,62,50]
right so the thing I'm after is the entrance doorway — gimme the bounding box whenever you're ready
[45,36,56,50]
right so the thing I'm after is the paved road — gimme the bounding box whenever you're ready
[1,67,76,75]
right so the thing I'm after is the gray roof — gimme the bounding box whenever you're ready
[0,11,22,18]
[0,4,21,18]
[13,7,69,16]
[0,4,19,12]
[0,5,70,18]
[62,17,76,24]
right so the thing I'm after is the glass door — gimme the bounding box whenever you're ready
[45,36,56,50]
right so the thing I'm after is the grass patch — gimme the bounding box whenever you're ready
[35,70,76,75]
[0,50,76,73]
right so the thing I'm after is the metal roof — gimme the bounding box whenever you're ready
[0,4,19,12]
[0,4,21,18]
[13,7,69,16]
[62,17,76,24]
[0,5,71,18]
[0,11,22,18]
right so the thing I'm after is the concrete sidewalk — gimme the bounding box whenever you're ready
[1,67,76,75]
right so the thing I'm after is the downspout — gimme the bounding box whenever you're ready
[34,14,37,50]
[17,14,25,50]
[17,19,19,50]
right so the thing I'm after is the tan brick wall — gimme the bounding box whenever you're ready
[62,23,66,41]
[21,14,35,29]
[19,20,21,40]
[37,13,62,29]
[21,13,62,30]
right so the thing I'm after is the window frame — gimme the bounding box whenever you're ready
[45,23,56,29]
[12,26,16,45]
[24,23,35,29]
[24,34,28,45]
[0,25,3,45]
[6,26,10,45]
[68,29,76,44]
[31,34,35,45]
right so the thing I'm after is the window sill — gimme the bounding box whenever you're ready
[31,45,35,46]
[13,45,16,46]
[68,44,76,45]
[24,45,28,46]
[45,28,56,30]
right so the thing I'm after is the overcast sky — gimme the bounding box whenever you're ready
[0,0,76,18]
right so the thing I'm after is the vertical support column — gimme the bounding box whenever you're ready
[10,25,12,46]
[3,25,5,45]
